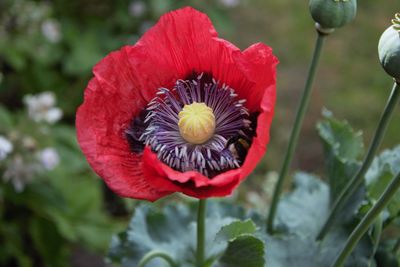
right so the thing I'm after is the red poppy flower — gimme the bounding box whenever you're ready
[76,7,278,201]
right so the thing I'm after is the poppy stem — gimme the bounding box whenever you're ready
[196,199,207,267]
[267,28,328,234]
[368,213,383,266]
[316,82,400,241]
[137,250,179,267]
[330,172,400,267]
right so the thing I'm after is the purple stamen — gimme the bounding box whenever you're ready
[126,73,256,177]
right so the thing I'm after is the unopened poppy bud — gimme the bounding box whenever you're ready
[378,13,400,82]
[309,0,357,30]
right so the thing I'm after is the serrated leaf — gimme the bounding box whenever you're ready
[318,109,364,163]
[264,234,323,267]
[108,173,373,267]
[317,110,364,201]
[267,173,373,267]
[365,145,400,219]
[219,235,265,267]
[215,219,257,243]
[108,202,253,267]
[265,230,371,267]
[317,111,367,225]
[275,172,330,237]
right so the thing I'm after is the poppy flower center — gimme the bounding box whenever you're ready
[178,102,216,144]
[126,73,257,177]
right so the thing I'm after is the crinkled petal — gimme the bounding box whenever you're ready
[76,7,278,201]
[126,7,263,109]
[77,58,169,201]
[237,43,278,179]
[142,147,242,198]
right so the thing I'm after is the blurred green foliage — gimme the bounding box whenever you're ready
[0,0,238,266]
[0,0,399,266]
[0,104,124,267]
[0,0,234,117]
[220,0,400,204]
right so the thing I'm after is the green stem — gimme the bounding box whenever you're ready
[138,250,178,267]
[196,199,207,267]
[368,213,383,267]
[317,82,400,240]
[331,172,400,267]
[267,30,328,233]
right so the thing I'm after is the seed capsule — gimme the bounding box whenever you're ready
[178,102,216,144]
[309,0,357,29]
[378,14,400,82]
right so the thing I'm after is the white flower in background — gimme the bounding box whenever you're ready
[38,147,60,170]
[129,1,146,17]
[218,0,240,8]
[41,19,62,43]
[3,155,37,192]
[45,108,63,123]
[23,91,63,124]
[0,136,13,161]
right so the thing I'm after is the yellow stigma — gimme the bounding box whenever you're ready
[178,102,216,144]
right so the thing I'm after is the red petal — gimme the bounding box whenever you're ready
[141,146,242,198]
[238,43,278,179]
[77,7,278,201]
[239,43,278,112]
[76,53,169,201]
[126,7,261,108]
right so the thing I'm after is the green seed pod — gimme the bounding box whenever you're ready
[309,0,357,29]
[378,14,400,82]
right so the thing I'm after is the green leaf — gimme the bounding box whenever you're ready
[267,173,373,267]
[219,235,265,267]
[275,172,329,237]
[108,202,261,267]
[317,110,367,224]
[264,228,372,267]
[365,145,400,219]
[318,109,364,162]
[107,172,374,267]
[317,109,364,201]
[215,219,257,243]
